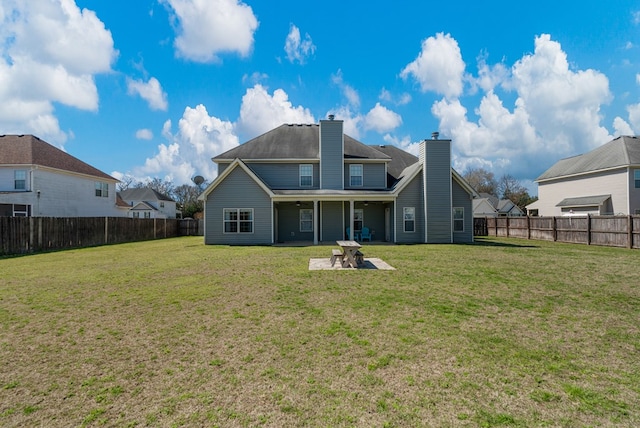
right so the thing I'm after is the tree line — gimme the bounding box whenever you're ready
[117,176,207,219]
[462,168,537,213]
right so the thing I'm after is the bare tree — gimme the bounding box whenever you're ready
[116,175,136,191]
[463,167,498,195]
[498,174,537,211]
[135,178,175,198]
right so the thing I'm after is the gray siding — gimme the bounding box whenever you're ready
[276,202,315,242]
[321,201,343,241]
[248,163,319,189]
[344,162,387,189]
[452,179,473,243]
[424,140,452,243]
[319,120,343,189]
[204,167,272,245]
[395,172,424,243]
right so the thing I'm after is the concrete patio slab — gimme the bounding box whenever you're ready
[308,257,395,270]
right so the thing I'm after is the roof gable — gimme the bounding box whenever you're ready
[200,158,274,200]
[537,136,640,181]
[0,134,116,181]
[119,188,174,202]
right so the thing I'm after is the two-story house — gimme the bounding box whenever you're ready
[199,117,476,245]
[118,188,178,219]
[527,135,640,216]
[0,134,121,217]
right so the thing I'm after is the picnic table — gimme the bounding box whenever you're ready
[335,240,364,268]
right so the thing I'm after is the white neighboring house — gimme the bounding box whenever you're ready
[118,188,178,219]
[527,136,640,216]
[0,134,122,217]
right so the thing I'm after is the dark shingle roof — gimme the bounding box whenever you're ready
[118,188,174,202]
[371,145,419,184]
[213,124,391,161]
[537,136,640,181]
[0,134,116,181]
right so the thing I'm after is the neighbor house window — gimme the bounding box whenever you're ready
[300,164,313,187]
[160,201,165,208]
[95,182,109,197]
[635,169,640,188]
[300,209,313,232]
[132,212,140,218]
[13,204,29,217]
[350,164,363,187]
[14,170,26,190]
[224,208,253,233]
[403,207,415,232]
[354,209,363,232]
[453,207,464,232]
[144,212,151,219]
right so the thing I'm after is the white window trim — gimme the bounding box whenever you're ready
[349,164,363,187]
[403,207,415,233]
[453,207,464,232]
[223,208,254,234]
[95,181,109,198]
[299,164,313,187]
[354,208,364,232]
[300,208,313,232]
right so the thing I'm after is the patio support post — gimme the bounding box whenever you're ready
[349,200,355,240]
[313,200,319,245]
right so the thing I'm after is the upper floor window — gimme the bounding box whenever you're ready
[453,207,464,232]
[300,209,313,232]
[300,164,313,187]
[403,207,415,232]
[224,208,253,233]
[14,170,26,190]
[160,201,165,208]
[95,182,109,197]
[634,169,640,188]
[350,164,363,187]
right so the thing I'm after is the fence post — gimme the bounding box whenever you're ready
[586,214,591,245]
[553,216,557,241]
[628,215,633,249]
[526,216,531,240]
[154,218,157,239]
[104,217,108,244]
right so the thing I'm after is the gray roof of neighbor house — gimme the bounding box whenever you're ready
[371,144,419,186]
[556,194,611,207]
[537,135,640,181]
[213,124,392,162]
[118,188,174,202]
[0,134,116,181]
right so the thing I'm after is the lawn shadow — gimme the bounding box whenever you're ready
[469,237,539,249]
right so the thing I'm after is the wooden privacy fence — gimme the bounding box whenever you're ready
[475,215,640,249]
[0,217,202,256]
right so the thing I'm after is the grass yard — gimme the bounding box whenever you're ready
[1,236,639,427]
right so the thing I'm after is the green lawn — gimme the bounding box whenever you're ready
[1,237,639,427]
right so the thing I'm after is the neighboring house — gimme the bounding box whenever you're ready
[473,193,524,218]
[0,134,121,217]
[199,118,477,245]
[118,188,178,219]
[527,135,640,216]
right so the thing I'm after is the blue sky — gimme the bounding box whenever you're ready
[2,0,640,194]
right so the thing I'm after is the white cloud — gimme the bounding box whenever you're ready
[0,0,116,145]
[636,73,640,85]
[332,70,360,108]
[162,0,258,63]
[136,129,154,140]
[116,105,239,184]
[612,117,634,135]
[127,77,168,111]
[400,32,466,99]
[627,103,640,132]
[363,103,402,133]
[327,106,363,139]
[633,10,640,25]
[430,34,612,180]
[284,24,316,64]
[236,84,315,138]
[379,88,411,106]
